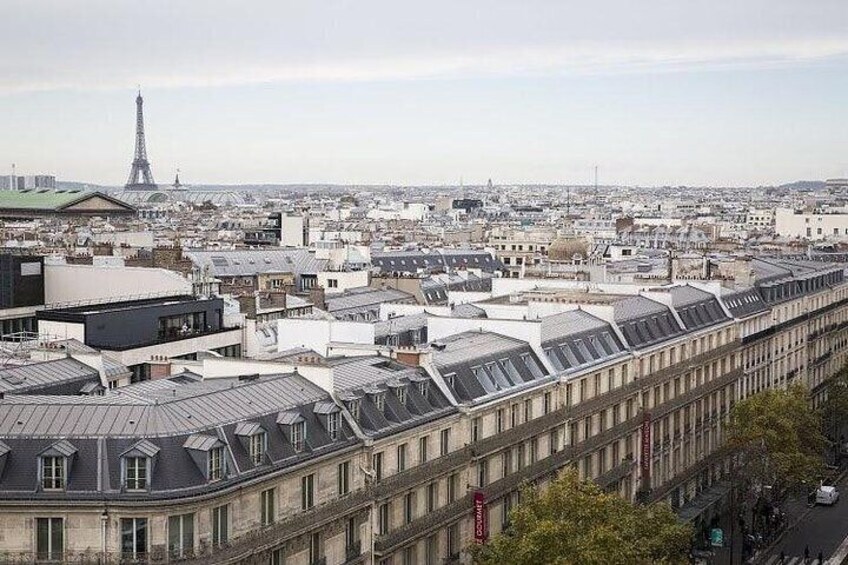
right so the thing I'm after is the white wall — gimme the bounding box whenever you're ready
[277,318,375,356]
[38,320,85,342]
[45,264,191,304]
[775,208,848,240]
[318,270,369,294]
[281,215,306,247]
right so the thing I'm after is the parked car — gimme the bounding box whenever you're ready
[816,485,839,506]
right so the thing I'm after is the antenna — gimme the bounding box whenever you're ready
[594,165,599,204]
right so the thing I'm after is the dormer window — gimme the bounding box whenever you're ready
[38,440,76,492]
[125,457,147,490]
[374,393,386,412]
[235,422,267,466]
[347,400,360,420]
[121,439,159,492]
[184,434,227,482]
[291,421,306,453]
[395,386,408,406]
[418,381,429,399]
[209,446,224,481]
[249,432,266,465]
[313,400,342,442]
[42,456,65,490]
[327,412,340,441]
[444,373,456,389]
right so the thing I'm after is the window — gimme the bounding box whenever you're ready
[326,412,340,441]
[260,488,276,526]
[404,492,416,524]
[345,517,359,554]
[41,456,65,490]
[502,494,513,528]
[447,473,459,502]
[121,518,147,560]
[427,482,439,512]
[373,452,384,481]
[338,461,351,495]
[472,417,481,442]
[36,518,63,562]
[440,429,451,456]
[477,459,489,487]
[309,532,322,564]
[511,404,519,427]
[209,446,224,481]
[419,436,429,464]
[347,400,360,420]
[249,432,266,466]
[543,391,552,414]
[524,398,533,421]
[168,513,195,558]
[502,449,513,477]
[397,443,408,472]
[426,534,439,565]
[211,505,228,547]
[328,278,339,288]
[444,373,456,389]
[125,456,147,490]
[302,473,315,510]
[496,408,505,433]
[291,422,306,453]
[403,546,416,565]
[549,429,559,455]
[378,502,390,534]
[447,523,460,558]
[396,386,408,405]
[374,393,386,412]
[418,381,429,398]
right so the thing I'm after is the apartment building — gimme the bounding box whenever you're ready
[487,227,555,278]
[1,259,847,564]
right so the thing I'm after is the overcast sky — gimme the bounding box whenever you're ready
[2,0,848,186]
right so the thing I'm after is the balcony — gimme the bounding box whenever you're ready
[595,457,635,489]
[344,541,363,563]
[99,325,242,352]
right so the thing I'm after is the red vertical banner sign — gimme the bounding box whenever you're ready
[473,490,487,543]
[640,411,652,492]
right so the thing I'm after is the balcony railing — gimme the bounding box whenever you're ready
[90,325,242,352]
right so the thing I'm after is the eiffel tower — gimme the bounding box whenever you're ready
[125,90,158,190]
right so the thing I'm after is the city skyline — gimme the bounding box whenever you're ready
[2,0,848,186]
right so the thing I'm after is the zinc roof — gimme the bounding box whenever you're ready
[0,373,326,438]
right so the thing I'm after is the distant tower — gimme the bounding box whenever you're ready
[125,90,157,190]
[173,169,182,189]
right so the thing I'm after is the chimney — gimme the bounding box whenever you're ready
[237,294,258,319]
[309,286,326,310]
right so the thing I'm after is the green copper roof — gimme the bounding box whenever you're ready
[0,190,123,210]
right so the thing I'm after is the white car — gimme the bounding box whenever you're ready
[816,485,839,505]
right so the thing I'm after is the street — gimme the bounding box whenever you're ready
[757,472,848,564]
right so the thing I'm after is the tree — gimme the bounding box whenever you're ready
[821,365,848,444]
[725,384,826,496]
[471,470,693,565]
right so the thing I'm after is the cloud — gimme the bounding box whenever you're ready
[2,37,848,94]
[2,0,847,93]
